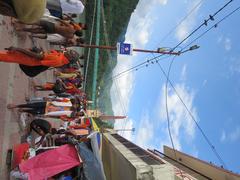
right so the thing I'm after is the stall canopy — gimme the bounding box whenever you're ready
[19,144,81,180]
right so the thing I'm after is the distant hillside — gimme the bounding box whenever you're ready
[84,0,139,116]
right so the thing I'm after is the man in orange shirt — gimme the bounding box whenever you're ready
[0,47,79,67]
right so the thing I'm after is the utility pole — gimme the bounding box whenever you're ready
[91,0,101,109]
[115,128,135,132]
[77,44,181,55]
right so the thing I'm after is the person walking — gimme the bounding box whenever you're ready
[0,47,79,67]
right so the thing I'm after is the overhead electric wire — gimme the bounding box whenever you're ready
[147,0,203,68]
[109,0,234,85]
[95,0,235,166]
[154,55,228,168]
[98,0,235,170]
[164,55,183,178]
[110,0,204,81]
[148,2,238,165]
[172,0,234,51]
[83,0,97,91]
[99,0,206,86]
[100,0,129,136]
[159,0,204,44]
[181,5,240,51]
[162,5,240,168]
[109,55,171,81]
[157,4,240,168]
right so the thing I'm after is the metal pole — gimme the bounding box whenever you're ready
[77,44,180,55]
[133,48,179,55]
[91,0,101,109]
[115,128,135,132]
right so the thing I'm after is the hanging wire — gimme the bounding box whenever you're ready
[154,55,228,168]
[159,0,204,44]
[172,0,234,51]
[83,0,97,91]
[100,0,129,136]
[181,5,240,52]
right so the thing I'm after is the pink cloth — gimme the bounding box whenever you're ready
[19,144,81,180]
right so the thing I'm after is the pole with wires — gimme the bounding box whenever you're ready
[83,0,97,92]
[154,46,227,169]
[91,0,101,109]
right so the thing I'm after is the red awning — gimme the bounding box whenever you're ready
[19,144,81,180]
[12,143,30,168]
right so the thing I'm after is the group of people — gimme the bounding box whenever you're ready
[8,64,101,179]
[0,0,87,77]
[8,65,87,118]
[14,10,87,47]
[0,0,107,179]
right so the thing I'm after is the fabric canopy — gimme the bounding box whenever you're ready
[19,144,81,180]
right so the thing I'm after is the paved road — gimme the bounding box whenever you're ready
[0,13,86,178]
[0,15,54,179]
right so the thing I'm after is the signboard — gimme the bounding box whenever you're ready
[117,42,133,55]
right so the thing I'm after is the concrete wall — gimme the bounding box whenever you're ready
[164,146,240,180]
[102,133,139,180]
[102,133,202,180]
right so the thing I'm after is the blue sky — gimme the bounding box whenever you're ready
[110,0,240,173]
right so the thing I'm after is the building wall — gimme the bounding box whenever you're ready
[102,132,240,180]
[102,133,204,180]
[102,133,155,180]
[102,133,136,180]
[164,146,240,180]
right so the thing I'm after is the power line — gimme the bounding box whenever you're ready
[108,45,195,86]
[154,57,228,169]
[96,0,206,89]
[159,0,204,44]
[98,0,235,169]
[84,0,97,91]
[145,0,203,71]
[159,5,240,168]
[100,1,128,136]
[163,56,183,178]
[136,4,240,168]
[107,0,234,85]
[172,0,234,51]
[182,5,240,51]
[110,55,171,81]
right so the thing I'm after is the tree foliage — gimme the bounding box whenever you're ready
[84,0,139,115]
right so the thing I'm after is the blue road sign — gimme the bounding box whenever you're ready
[117,42,133,55]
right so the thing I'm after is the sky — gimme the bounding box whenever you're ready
[110,0,240,174]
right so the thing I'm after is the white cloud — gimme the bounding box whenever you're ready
[135,112,154,148]
[217,36,223,43]
[220,130,226,142]
[175,0,202,41]
[134,0,168,19]
[114,118,134,141]
[228,57,240,76]
[180,64,187,81]
[191,146,199,158]
[229,127,240,142]
[111,0,157,140]
[217,36,232,51]
[220,127,240,143]
[224,38,231,51]
[158,0,168,5]
[202,79,207,87]
[158,83,198,150]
